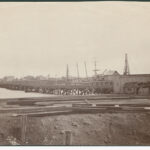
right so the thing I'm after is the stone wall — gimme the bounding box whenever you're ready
[104,74,150,94]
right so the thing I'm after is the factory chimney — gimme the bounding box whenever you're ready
[123,53,130,75]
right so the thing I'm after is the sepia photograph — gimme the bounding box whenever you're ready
[0,0,150,146]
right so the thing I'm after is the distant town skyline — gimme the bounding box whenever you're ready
[0,2,150,78]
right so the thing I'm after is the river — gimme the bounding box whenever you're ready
[0,88,53,99]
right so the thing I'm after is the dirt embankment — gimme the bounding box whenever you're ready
[0,112,150,145]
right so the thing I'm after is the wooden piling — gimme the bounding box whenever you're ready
[65,130,72,145]
[21,115,27,144]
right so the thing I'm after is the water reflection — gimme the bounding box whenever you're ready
[0,88,53,98]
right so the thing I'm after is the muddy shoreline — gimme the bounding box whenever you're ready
[0,112,150,145]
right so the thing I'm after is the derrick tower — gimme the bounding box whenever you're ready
[123,53,130,75]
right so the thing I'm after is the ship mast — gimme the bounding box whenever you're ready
[66,64,69,82]
[93,60,99,76]
[76,63,80,82]
[84,61,88,79]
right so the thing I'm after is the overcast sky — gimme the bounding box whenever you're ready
[0,2,150,78]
